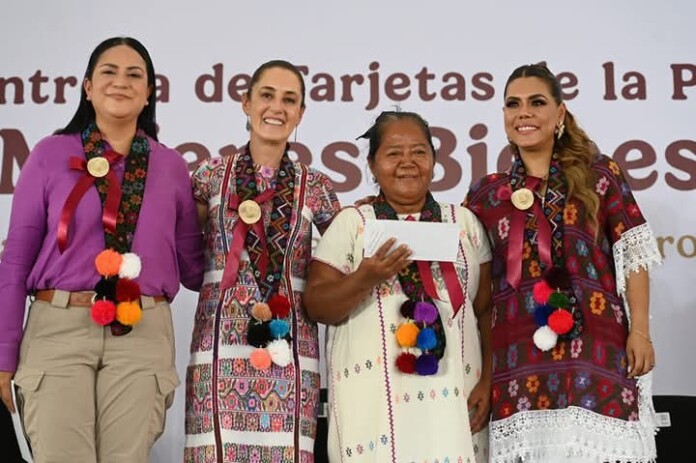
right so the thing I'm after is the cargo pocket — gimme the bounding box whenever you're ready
[13,370,45,392]
[148,370,180,444]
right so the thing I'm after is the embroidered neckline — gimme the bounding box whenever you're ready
[509,154,584,348]
[509,153,566,268]
[222,145,296,370]
[81,123,151,336]
[234,144,294,300]
[83,123,150,252]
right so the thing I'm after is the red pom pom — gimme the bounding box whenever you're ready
[548,308,574,335]
[115,278,141,302]
[268,294,291,318]
[395,352,417,374]
[91,300,116,326]
[532,280,554,304]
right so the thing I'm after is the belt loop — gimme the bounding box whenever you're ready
[140,295,155,310]
[51,290,71,309]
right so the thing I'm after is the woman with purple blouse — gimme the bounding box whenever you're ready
[0,37,203,463]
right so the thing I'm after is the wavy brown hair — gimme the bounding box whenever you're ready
[505,64,600,235]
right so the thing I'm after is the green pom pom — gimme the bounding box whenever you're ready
[549,292,570,308]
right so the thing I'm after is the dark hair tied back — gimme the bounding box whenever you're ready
[358,110,437,163]
[56,36,158,139]
[247,59,307,108]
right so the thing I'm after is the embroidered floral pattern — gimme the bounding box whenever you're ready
[466,154,660,461]
[185,154,340,461]
[317,203,488,462]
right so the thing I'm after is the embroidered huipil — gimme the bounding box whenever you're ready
[313,203,491,463]
[185,153,339,463]
[0,134,203,371]
[465,154,662,463]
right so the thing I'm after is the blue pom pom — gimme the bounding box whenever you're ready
[416,353,439,375]
[269,319,290,339]
[533,304,554,327]
[416,327,438,350]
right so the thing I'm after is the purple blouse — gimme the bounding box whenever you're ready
[0,134,204,371]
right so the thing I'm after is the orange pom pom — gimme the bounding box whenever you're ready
[251,303,272,322]
[116,301,142,326]
[396,322,419,348]
[250,348,272,370]
[95,249,123,277]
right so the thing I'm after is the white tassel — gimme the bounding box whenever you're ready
[533,325,558,351]
[267,339,292,367]
[119,252,142,279]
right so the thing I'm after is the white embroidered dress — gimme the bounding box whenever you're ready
[314,203,491,463]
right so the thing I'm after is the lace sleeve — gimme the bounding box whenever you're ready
[612,222,663,295]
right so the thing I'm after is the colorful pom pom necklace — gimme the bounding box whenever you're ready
[59,124,151,336]
[217,145,297,370]
[248,294,294,370]
[372,192,466,376]
[395,299,446,375]
[531,267,584,351]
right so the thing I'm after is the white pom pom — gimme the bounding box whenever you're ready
[267,339,292,367]
[119,253,142,279]
[533,326,558,351]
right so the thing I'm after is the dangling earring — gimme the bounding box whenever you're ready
[245,115,251,132]
[293,125,298,143]
[555,122,565,140]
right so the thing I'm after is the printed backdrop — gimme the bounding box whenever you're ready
[1,1,694,461]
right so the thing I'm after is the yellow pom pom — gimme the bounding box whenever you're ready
[116,301,142,326]
[395,322,419,348]
[95,249,123,277]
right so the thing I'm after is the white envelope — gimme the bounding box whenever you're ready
[363,219,459,262]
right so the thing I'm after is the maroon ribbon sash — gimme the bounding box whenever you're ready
[416,260,465,317]
[57,151,122,253]
[404,215,465,317]
[506,176,552,290]
[220,189,275,291]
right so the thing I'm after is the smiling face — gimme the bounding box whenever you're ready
[242,66,305,146]
[83,44,151,129]
[369,118,435,214]
[504,76,566,155]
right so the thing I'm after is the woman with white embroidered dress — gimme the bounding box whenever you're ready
[304,111,493,462]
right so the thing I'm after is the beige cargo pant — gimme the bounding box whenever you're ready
[13,290,179,463]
